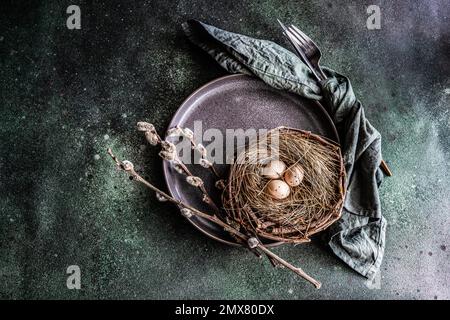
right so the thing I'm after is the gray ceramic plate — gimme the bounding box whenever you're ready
[163,74,338,246]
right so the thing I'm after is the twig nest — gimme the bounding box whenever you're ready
[222,127,346,244]
[266,179,290,200]
[283,165,305,187]
[260,160,286,179]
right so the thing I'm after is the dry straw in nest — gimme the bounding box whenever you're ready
[223,126,346,244]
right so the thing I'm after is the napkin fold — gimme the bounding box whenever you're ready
[182,19,387,280]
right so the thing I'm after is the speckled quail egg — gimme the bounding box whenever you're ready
[283,165,305,187]
[266,179,290,200]
[260,160,286,179]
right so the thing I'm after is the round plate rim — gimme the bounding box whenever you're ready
[162,74,338,247]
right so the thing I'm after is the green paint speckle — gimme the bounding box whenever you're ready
[1,0,449,299]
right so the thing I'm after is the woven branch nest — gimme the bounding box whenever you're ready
[222,127,346,244]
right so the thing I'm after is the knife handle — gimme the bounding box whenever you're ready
[380,159,392,177]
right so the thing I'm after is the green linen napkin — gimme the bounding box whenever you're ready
[182,19,387,280]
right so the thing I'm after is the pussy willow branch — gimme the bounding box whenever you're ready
[186,132,221,179]
[168,125,221,179]
[171,156,218,209]
[107,148,321,289]
[137,122,218,210]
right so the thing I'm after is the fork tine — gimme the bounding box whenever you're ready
[288,26,313,51]
[284,29,303,54]
[285,29,306,58]
[290,25,312,42]
[284,29,321,80]
[277,19,288,32]
[290,24,327,80]
[291,25,320,54]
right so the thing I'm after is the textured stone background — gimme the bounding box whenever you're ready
[0,0,449,299]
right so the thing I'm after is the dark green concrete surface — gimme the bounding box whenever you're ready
[0,0,449,299]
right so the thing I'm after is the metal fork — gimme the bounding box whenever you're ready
[277,20,326,81]
[289,24,327,80]
[278,20,393,176]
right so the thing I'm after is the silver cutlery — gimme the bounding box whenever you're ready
[289,24,327,80]
[278,20,392,176]
[277,20,322,81]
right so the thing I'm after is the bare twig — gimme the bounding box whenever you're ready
[107,148,321,289]
[257,245,321,288]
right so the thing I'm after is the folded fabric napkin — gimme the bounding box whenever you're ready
[182,19,387,280]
